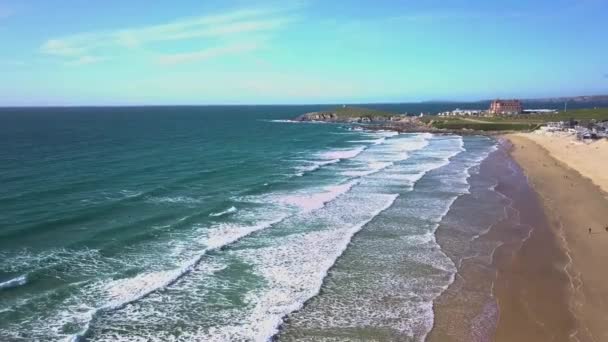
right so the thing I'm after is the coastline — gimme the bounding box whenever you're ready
[427,137,575,341]
[289,115,608,341]
[504,134,608,341]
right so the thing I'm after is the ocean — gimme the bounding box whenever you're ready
[0,106,525,341]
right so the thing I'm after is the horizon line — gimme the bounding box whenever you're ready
[1,93,607,109]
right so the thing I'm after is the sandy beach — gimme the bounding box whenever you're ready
[429,138,575,342]
[504,134,608,342]
[512,133,608,194]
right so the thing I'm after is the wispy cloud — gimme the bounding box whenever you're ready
[157,42,262,65]
[40,7,293,66]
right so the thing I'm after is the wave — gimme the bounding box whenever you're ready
[201,194,400,341]
[146,196,206,205]
[55,134,474,341]
[66,215,288,342]
[266,119,300,123]
[0,275,27,290]
[66,134,473,341]
[294,159,340,176]
[341,161,394,177]
[419,138,500,341]
[209,206,237,217]
[317,145,366,160]
[278,181,359,213]
[118,190,142,198]
[294,132,418,178]
[347,137,386,145]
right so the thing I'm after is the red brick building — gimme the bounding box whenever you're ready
[489,99,523,115]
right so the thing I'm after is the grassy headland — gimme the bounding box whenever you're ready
[295,107,608,133]
[325,106,396,118]
[295,106,400,122]
[421,108,608,131]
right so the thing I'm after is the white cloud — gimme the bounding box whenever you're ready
[157,42,262,65]
[40,6,294,65]
[41,39,87,57]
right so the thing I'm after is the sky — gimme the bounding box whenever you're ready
[0,0,607,105]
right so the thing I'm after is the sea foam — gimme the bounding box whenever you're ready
[197,193,399,341]
[318,146,366,160]
[209,206,237,217]
[0,275,27,290]
[278,181,358,213]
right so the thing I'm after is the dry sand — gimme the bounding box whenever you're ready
[506,134,608,342]
[513,132,608,194]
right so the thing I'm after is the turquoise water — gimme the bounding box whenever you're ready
[0,106,497,341]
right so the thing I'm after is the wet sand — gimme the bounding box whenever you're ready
[506,134,608,342]
[429,139,575,341]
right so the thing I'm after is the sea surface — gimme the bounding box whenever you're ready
[1,106,508,341]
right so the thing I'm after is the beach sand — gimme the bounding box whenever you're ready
[505,134,608,342]
[429,139,575,342]
[513,132,608,194]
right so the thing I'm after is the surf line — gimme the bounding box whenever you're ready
[67,215,288,342]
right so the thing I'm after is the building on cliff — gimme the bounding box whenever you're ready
[488,99,523,115]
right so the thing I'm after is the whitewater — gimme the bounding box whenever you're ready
[0,107,497,341]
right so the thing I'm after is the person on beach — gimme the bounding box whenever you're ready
[589,228,592,234]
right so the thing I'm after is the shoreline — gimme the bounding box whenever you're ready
[427,137,575,341]
[503,134,608,341]
[309,124,608,341]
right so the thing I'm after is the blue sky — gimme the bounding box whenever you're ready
[0,0,607,105]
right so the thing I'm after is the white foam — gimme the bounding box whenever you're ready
[279,181,358,213]
[64,215,288,342]
[146,196,205,204]
[118,190,143,198]
[209,206,237,217]
[198,194,399,341]
[201,217,286,249]
[267,119,300,123]
[360,130,399,138]
[347,137,386,145]
[0,274,27,290]
[25,134,498,342]
[317,146,366,160]
[341,161,394,177]
[294,159,340,176]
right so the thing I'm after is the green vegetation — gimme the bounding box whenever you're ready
[430,118,539,131]
[517,108,608,123]
[325,106,396,118]
[425,108,608,131]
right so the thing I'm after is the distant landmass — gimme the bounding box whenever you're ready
[421,95,608,104]
[524,95,608,103]
[295,106,401,123]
